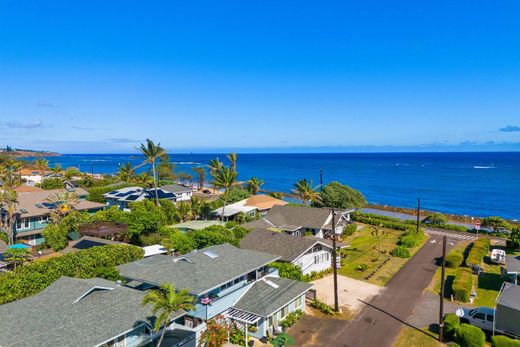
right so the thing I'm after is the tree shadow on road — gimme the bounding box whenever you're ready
[358,299,438,339]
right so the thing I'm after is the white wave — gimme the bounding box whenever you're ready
[82,159,110,162]
[474,165,495,169]
[173,162,201,165]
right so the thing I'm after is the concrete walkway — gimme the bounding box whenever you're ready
[290,235,455,347]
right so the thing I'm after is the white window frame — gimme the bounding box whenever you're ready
[16,218,30,230]
[38,215,49,223]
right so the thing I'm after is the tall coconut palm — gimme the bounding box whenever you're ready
[134,171,154,187]
[139,139,166,205]
[117,163,136,182]
[45,191,80,223]
[189,196,204,219]
[1,189,18,244]
[141,283,195,347]
[292,178,321,206]
[208,158,223,175]
[4,158,21,187]
[192,167,206,190]
[34,158,49,189]
[246,177,264,195]
[227,152,238,173]
[211,166,237,221]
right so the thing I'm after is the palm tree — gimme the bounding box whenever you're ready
[139,139,166,205]
[246,177,264,195]
[189,196,203,219]
[208,159,223,175]
[4,158,21,187]
[370,223,386,260]
[176,201,193,222]
[34,158,49,189]
[134,171,154,187]
[1,189,18,244]
[51,164,62,175]
[211,166,237,221]
[227,152,238,173]
[117,163,136,182]
[192,167,206,190]
[45,191,80,223]
[141,284,195,347]
[292,178,321,206]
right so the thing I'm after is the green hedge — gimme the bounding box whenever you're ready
[391,246,411,258]
[351,213,418,233]
[446,252,464,268]
[444,313,460,337]
[466,238,490,267]
[0,244,144,304]
[398,230,425,248]
[491,335,520,347]
[452,268,473,302]
[455,323,485,347]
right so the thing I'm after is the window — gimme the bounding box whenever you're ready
[38,215,48,223]
[325,253,330,261]
[314,255,319,264]
[474,312,485,320]
[281,305,288,318]
[295,295,302,307]
[486,315,494,322]
[16,218,30,230]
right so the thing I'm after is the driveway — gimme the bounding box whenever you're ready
[311,275,382,314]
[290,235,454,347]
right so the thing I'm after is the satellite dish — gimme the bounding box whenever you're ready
[455,308,464,317]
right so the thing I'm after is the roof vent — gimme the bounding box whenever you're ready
[20,208,29,214]
[173,257,192,263]
[203,250,219,259]
[263,278,279,289]
[35,203,44,208]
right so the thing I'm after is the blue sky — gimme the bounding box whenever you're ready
[1,1,519,153]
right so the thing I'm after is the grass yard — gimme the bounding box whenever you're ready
[338,225,426,286]
[393,327,443,347]
[431,240,504,307]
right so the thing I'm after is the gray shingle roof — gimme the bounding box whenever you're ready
[240,229,327,262]
[262,205,351,230]
[117,243,280,295]
[233,276,313,317]
[160,184,193,194]
[0,276,184,347]
[506,255,520,273]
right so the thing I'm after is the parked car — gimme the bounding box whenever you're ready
[456,307,495,331]
[491,249,506,265]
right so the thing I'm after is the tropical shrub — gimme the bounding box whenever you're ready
[303,268,333,281]
[87,182,137,203]
[466,238,490,267]
[445,252,464,268]
[357,263,370,272]
[423,212,449,225]
[41,224,69,251]
[391,246,411,258]
[309,299,336,315]
[93,266,124,281]
[271,332,295,347]
[342,223,357,237]
[352,213,418,233]
[455,323,485,347]
[443,313,460,337]
[509,227,520,250]
[491,335,520,347]
[189,225,238,248]
[0,244,144,304]
[198,315,228,347]
[269,262,304,281]
[452,268,473,302]
[280,310,304,328]
[482,216,511,233]
[398,232,424,248]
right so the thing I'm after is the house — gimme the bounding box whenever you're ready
[503,255,520,285]
[160,183,193,202]
[103,186,177,210]
[240,228,348,275]
[169,220,226,233]
[3,188,105,245]
[244,205,354,239]
[211,203,258,221]
[117,243,313,341]
[0,276,194,347]
[18,168,52,185]
[211,194,288,221]
[242,194,288,216]
[61,236,127,254]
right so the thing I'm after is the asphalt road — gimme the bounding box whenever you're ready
[290,235,453,347]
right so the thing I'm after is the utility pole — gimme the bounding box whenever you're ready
[439,235,447,342]
[331,208,339,312]
[320,169,323,192]
[416,196,421,234]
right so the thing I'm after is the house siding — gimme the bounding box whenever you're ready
[294,249,332,275]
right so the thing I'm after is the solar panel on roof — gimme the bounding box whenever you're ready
[35,203,44,208]
[203,250,219,259]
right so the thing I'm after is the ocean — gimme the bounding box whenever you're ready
[38,152,520,220]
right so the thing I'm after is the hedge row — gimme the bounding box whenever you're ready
[491,335,520,347]
[352,213,418,233]
[466,238,490,267]
[443,313,460,337]
[0,244,144,304]
[455,323,486,347]
[452,268,473,302]
[446,249,464,268]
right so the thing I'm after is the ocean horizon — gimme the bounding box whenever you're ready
[36,151,520,221]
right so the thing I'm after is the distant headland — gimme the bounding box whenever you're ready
[0,146,61,158]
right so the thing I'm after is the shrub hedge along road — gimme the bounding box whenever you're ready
[0,244,144,304]
[466,238,490,267]
[452,267,473,302]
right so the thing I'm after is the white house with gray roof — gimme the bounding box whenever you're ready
[117,243,313,341]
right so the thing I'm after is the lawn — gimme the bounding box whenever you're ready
[338,225,426,286]
[393,327,443,347]
[431,240,504,307]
